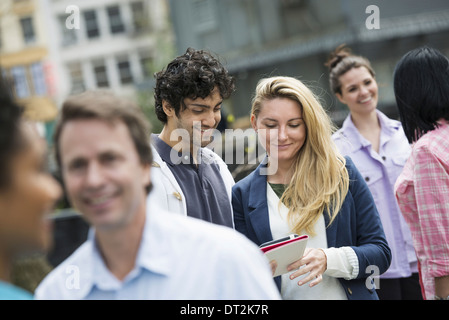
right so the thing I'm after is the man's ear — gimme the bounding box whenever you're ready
[142,163,151,187]
[162,100,175,118]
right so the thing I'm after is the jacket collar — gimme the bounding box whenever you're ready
[248,159,269,209]
[340,109,401,153]
[246,159,274,244]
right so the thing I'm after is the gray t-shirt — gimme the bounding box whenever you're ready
[152,134,233,228]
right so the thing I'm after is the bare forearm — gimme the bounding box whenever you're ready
[435,275,449,299]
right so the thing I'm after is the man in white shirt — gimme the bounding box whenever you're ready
[35,90,280,300]
[149,48,235,227]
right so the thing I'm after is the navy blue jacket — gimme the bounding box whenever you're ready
[232,156,391,300]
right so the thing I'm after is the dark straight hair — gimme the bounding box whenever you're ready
[0,71,24,190]
[393,46,449,143]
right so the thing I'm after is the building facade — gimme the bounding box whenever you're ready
[40,0,172,108]
[0,0,58,137]
[1,0,173,141]
[169,0,449,127]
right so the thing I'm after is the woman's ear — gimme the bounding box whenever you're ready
[250,114,258,132]
[336,92,346,105]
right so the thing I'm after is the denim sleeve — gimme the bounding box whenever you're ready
[345,157,392,278]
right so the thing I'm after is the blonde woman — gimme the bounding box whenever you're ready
[232,76,391,300]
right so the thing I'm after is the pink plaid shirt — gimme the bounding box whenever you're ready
[395,120,449,300]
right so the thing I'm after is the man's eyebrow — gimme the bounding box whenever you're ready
[188,100,223,108]
[66,156,86,167]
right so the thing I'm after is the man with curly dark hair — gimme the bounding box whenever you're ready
[149,48,236,228]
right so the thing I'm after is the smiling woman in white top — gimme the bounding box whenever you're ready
[326,45,422,300]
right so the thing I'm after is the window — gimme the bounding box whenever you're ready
[58,14,77,46]
[30,63,47,96]
[131,1,148,33]
[92,60,109,87]
[67,62,85,94]
[116,57,133,84]
[107,5,125,34]
[11,66,30,98]
[83,10,100,39]
[20,17,36,44]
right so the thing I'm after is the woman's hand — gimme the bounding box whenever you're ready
[287,248,327,287]
[269,260,278,276]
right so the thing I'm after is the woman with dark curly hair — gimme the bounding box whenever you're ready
[149,48,236,228]
[0,74,61,299]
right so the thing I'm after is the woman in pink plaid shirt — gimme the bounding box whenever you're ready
[394,46,449,300]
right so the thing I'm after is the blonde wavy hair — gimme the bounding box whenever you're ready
[251,76,349,235]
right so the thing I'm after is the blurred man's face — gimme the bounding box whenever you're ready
[59,119,150,231]
[0,122,61,254]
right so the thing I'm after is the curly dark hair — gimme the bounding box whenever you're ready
[0,72,24,190]
[154,47,235,123]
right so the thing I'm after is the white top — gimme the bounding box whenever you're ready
[35,204,280,300]
[266,183,359,300]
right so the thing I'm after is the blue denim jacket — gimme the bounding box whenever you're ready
[333,110,417,279]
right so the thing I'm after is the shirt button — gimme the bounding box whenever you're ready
[173,192,182,201]
[382,156,386,161]
[365,176,370,182]
[152,161,160,168]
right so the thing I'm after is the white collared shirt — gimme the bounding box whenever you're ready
[148,144,235,225]
[35,205,280,300]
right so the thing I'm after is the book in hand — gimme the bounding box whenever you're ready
[259,234,309,277]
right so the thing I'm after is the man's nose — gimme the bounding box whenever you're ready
[202,110,218,128]
[84,162,105,188]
